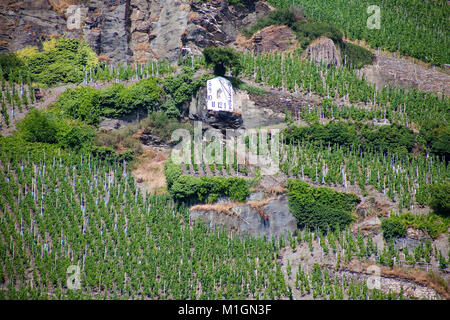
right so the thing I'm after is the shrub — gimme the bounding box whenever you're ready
[203,47,243,77]
[55,78,163,124]
[24,37,98,86]
[0,53,24,80]
[55,86,100,124]
[283,122,416,155]
[340,42,374,69]
[121,78,164,114]
[418,121,450,162]
[362,123,415,154]
[243,6,306,37]
[170,175,202,201]
[293,21,343,45]
[61,125,96,151]
[17,109,58,144]
[428,182,450,216]
[287,180,359,231]
[381,218,407,240]
[390,211,449,239]
[164,157,182,190]
[165,157,250,203]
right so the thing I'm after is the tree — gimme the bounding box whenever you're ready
[203,47,242,77]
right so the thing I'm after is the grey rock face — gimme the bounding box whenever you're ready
[182,0,271,55]
[190,195,298,239]
[189,85,287,130]
[0,1,271,64]
[302,37,341,67]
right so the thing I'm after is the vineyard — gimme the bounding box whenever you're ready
[2,145,447,300]
[240,51,449,126]
[266,0,449,66]
[0,0,449,302]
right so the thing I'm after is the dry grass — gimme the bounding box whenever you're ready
[190,203,238,216]
[131,147,170,194]
[190,197,278,222]
[343,259,450,299]
[249,197,277,209]
[48,0,81,14]
[381,266,449,300]
[249,197,277,220]
[266,186,287,195]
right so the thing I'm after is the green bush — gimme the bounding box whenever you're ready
[24,37,98,86]
[121,78,164,114]
[97,84,127,118]
[418,121,450,162]
[388,211,449,239]
[381,218,407,240]
[165,157,250,203]
[293,21,343,45]
[203,47,243,77]
[362,123,415,154]
[0,53,24,80]
[17,109,58,144]
[243,6,305,37]
[340,42,374,69]
[61,125,96,151]
[56,86,100,124]
[287,179,360,231]
[164,157,182,190]
[428,182,450,216]
[55,78,163,125]
[283,122,416,155]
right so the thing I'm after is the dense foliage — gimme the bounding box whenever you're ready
[381,217,407,240]
[418,122,450,162]
[165,158,250,203]
[287,179,360,231]
[15,37,98,86]
[203,47,243,77]
[283,122,416,155]
[163,68,214,116]
[428,182,450,216]
[54,78,163,125]
[382,211,449,239]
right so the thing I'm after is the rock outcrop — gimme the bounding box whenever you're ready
[190,195,298,239]
[236,25,298,55]
[0,0,272,64]
[188,84,293,130]
[356,50,450,95]
[183,0,271,55]
[302,37,341,67]
[188,85,244,130]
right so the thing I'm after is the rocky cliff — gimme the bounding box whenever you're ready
[0,0,271,64]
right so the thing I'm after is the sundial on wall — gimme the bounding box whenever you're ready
[206,77,234,112]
